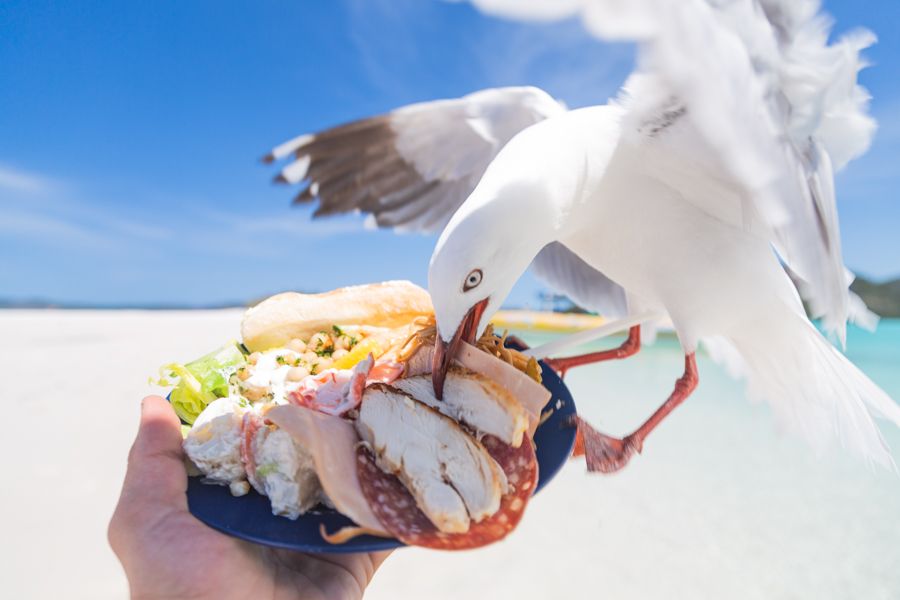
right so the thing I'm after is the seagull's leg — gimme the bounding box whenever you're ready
[573,353,698,473]
[543,326,641,379]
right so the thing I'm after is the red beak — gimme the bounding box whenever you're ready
[432,298,489,399]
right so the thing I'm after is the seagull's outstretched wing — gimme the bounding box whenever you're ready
[599,0,874,347]
[530,242,628,318]
[264,86,565,233]
[467,0,876,345]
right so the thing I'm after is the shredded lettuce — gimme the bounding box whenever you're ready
[157,341,246,424]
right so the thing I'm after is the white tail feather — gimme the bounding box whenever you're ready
[728,309,900,470]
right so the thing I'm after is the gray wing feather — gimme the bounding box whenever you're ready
[530,242,629,318]
[264,87,565,234]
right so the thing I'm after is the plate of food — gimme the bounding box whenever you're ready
[157,280,577,552]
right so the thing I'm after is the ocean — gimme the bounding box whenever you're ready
[507,319,900,599]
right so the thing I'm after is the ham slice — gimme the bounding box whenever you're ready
[265,404,387,535]
[289,355,373,416]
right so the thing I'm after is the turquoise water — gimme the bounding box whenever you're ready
[517,318,900,400]
[510,319,900,598]
[843,319,900,398]
[515,318,900,466]
[510,320,900,600]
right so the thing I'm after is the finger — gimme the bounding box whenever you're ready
[121,395,188,510]
[368,549,392,571]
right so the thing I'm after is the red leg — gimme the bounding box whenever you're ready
[571,427,586,457]
[544,325,641,379]
[573,353,698,473]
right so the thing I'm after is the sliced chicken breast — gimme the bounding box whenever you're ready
[356,384,506,533]
[400,342,551,437]
[391,369,528,447]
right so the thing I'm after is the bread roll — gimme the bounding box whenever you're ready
[241,280,433,351]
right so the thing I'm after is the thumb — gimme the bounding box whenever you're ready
[121,395,188,510]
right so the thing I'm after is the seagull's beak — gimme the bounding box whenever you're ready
[432,298,489,400]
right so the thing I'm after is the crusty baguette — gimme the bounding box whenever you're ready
[241,280,433,351]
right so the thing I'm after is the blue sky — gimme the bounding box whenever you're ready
[1,0,898,307]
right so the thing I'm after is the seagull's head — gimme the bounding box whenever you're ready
[428,180,553,398]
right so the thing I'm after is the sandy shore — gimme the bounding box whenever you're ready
[4,310,899,599]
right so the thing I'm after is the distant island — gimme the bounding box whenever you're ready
[851,276,900,318]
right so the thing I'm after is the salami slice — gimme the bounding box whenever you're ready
[356,435,538,550]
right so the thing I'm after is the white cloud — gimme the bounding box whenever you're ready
[209,212,365,237]
[126,205,373,260]
[0,163,57,194]
[472,17,633,107]
[345,0,437,99]
[97,214,173,241]
[347,0,632,109]
[0,158,370,262]
[0,166,173,251]
[0,209,114,249]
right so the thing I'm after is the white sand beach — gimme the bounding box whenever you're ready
[4,309,900,599]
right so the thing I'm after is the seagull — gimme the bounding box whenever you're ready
[264,0,900,472]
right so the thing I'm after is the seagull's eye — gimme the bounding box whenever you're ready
[463,269,483,292]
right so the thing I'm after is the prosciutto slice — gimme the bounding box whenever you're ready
[289,355,373,416]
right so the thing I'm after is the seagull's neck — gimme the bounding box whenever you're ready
[440,111,617,266]
[466,181,559,257]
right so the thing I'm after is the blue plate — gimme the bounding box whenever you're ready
[184,358,577,552]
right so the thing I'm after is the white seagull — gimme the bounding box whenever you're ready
[264,0,900,472]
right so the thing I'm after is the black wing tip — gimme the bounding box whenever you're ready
[292,187,316,205]
[313,204,346,218]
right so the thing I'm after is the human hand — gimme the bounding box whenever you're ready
[108,396,391,600]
